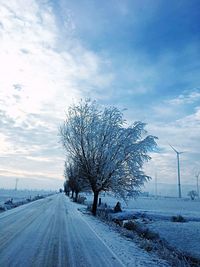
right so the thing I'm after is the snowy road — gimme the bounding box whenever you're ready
[0,194,125,267]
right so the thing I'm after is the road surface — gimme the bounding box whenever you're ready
[0,194,124,267]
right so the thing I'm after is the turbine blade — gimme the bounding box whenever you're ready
[169,143,178,153]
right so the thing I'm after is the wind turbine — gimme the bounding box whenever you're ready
[169,144,184,198]
[195,172,200,199]
[15,178,19,191]
[155,171,158,199]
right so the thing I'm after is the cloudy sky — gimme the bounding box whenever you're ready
[0,0,200,194]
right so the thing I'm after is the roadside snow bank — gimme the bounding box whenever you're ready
[0,190,56,212]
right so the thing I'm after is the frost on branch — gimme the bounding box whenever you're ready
[60,99,158,215]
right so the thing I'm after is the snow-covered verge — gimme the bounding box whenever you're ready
[76,204,170,267]
[80,193,200,265]
[148,220,200,259]
[0,189,56,212]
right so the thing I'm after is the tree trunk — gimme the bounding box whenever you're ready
[92,191,99,216]
[71,190,74,199]
[75,191,78,202]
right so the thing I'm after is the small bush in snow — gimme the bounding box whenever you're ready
[114,201,122,213]
[139,228,159,240]
[97,207,113,220]
[112,218,123,227]
[171,215,186,223]
[87,204,92,212]
[77,196,86,204]
[124,220,137,231]
[0,205,6,212]
[4,198,13,205]
[124,220,159,240]
[140,240,153,252]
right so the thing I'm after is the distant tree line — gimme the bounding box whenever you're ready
[60,99,157,215]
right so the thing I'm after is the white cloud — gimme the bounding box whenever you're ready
[0,133,14,155]
[167,89,200,105]
[0,0,114,189]
[145,99,200,187]
[0,1,199,193]
[0,1,114,118]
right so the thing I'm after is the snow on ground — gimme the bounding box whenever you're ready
[1,190,199,265]
[80,208,169,267]
[148,220,200,259]
[85,194,200,218]
[83,193,200,260]
[0,194,170,267]
[0,189,56,205]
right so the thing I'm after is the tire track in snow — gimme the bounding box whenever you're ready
[0,198,53,250]
[0,194,125,267]
[76,209,126,267]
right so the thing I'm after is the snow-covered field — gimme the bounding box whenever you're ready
[0,189,56,207]
[84,193,200,260]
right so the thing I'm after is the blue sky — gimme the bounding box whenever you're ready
[0,0,200,194]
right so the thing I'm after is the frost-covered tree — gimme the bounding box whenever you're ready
[60,99,157,215]
[64,161,88,202]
